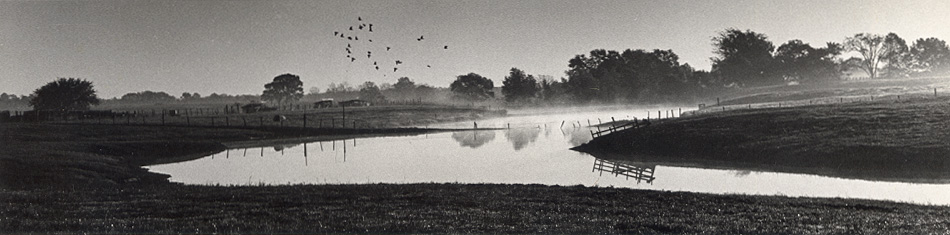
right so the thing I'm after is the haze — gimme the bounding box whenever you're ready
[2,0,949,98]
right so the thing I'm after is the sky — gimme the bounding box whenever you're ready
[2,0,949,98]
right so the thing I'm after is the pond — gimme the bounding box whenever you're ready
[146,106,950,205]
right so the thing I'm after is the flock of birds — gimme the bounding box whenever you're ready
[334,16,449,79]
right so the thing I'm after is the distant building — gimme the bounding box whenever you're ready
[314,99,334,108]
[339,99,371,107]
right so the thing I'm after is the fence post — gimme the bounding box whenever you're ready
[303,114,307,128]
[186,116,190,126]
[161,110,165,126]
[260,116,263,127]
[226,117,229,127]
[243,117,247,127]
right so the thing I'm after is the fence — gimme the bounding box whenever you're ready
[691,87,945,116]
[592,158,656,184]
[3,108,378,130]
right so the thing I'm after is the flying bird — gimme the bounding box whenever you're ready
[347,43,351,48]
[355,36,358,40]
[368,39,373,42]
[358,16,362,21]
[368,24,373,32]
[375,66,379,70]
[359,25,364,30]
[395,60,402,65]
[427,65,431,68]
[394,67,398,72]
[444,45,448,49]
[417,35,424,41]
[334,31,339,36]
[351,58,356,62]
[347,36,352,40]
[386,47,391,51]
[373,61,377,65]
[349,26,353,30]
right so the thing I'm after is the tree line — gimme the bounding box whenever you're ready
[449,29,950,105]
[15,29,950,112]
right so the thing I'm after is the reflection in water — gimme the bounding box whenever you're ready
[564,127,593,146]
[592,158,656,184]
[505,127,541,150]
[451,130,496,148]
[273,144,300,151]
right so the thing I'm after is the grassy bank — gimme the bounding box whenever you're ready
[3,183,949,233]
[575,96,950,183]
[0,105,503,188]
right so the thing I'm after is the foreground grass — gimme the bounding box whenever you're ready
[576,96,950,183]
[3,183,949,233]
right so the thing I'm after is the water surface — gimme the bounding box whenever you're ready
[147,107,950,205]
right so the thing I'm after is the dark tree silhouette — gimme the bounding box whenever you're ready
[29,78,100,111]
[358,81,386,102]
[909,37,950,75]
[393,77,416,90]
[501,68,539,103]
[262,73,304,107]
[121,91,177,102]
[450,73,494,101]
[774,40,842,81]
[881,33,912,78]
[711,28,777,86]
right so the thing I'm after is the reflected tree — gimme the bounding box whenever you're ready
[451,131,496,148]
[505,127,541,151]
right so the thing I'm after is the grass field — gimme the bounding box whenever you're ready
[5,98,950,233]
[0,105,503,188]
[3,184,949,233]
[576,95,950,183]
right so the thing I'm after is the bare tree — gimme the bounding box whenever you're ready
[843,33,905,79]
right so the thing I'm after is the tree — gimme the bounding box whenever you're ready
[262,73,303,107]
[711,29,777,86]
[325,82,353,93]
[450,73,494,101]
[909,37,950,75]
[843,33,905,79]
[358,81,386,102]
[181,92,192,100]
[774,40,842,81]
[121,91,177,102]
[393,77,416,90]
[308,86,321,95]
[501,68,539,103]
[881,33,911,78]
[29,78,100,111]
